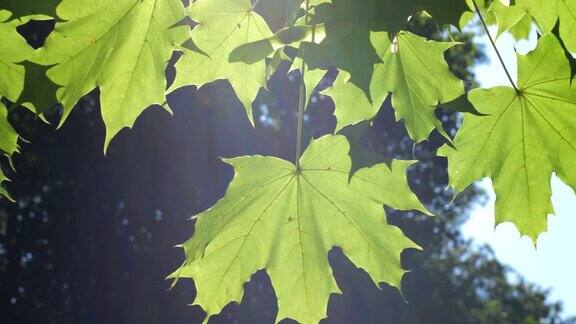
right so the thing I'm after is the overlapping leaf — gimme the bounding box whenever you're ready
[490,0,558,36]
[31,0,188,149]
[324,31,463,141]
[301,0,468,98]
[439,34,576,242]
[301,0,388,95]
[169,0,273,125]
[170,135,426,323]
[490,0,576,54]
[254,0,331,31]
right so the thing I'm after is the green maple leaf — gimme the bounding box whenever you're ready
[0,101,18,200]
[31,0,188,150]
[169,0,273,125]
[304,0,466,103]
[0,18,32,102]
[237,0,468,101]
[324,31,463,142]
[489,0,559,37]
[0,0,60,19]
[558,0,576,54]
[170,135,427,323]
[439,34,576,242]
[507,14,536,41]
[489,0,576,53]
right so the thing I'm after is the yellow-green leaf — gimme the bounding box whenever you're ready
[32,0,188,150]
[169,0,273,125]
[324,31,464,142]
[439,34,576,242]
[170,135,426,323]
[0,18,32,102]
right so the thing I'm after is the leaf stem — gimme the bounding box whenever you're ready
[472,0,520,92]
[295,0,311,172]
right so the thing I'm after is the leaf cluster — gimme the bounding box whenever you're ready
[0,0,575,323]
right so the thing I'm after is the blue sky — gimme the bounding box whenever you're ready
[464,25,576,317]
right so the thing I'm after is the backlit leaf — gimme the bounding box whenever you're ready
[169,0,273,125]
[32,0,188,150]
[170,135,426,323]
[0,18,32,102]
[324,31,463,142]
[439,34,576,242]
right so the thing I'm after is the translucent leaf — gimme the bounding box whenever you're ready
[324,31,463,142]
[0,18,32,102]
[439,34,576,242]
[32,0,188,150]
[169,0,273,126]
[170,135,427,323]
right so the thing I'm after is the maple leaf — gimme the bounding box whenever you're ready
[170,135,427,323]
[324,31,463,142]
[558,0,576,54]
[489,0,558,37]
[302,0,468,101]
[0,18,32,102]
[31,0,188,150]
[0,102,18,200]
[439,34,576,242]
[169,0,273,126]
[490,0,576,53]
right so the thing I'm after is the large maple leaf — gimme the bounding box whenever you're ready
[170,135,427,323]
[31,0,188,150]
[439,34,576,242]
